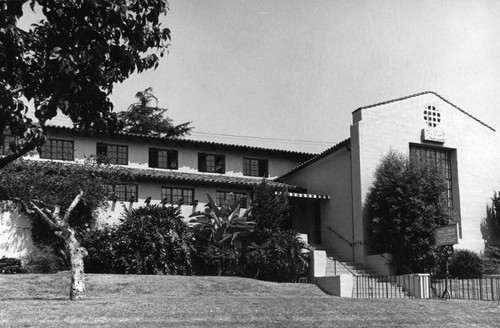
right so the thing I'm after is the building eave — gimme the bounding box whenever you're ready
[45,125,317,158]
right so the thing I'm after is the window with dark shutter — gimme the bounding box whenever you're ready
[149,148,178,169]
[198,153,225,173]
[149,148,158,168]
[96,143,128,165]
[167,150,178,169]
[198,153,207,172]
[243,157,268,177]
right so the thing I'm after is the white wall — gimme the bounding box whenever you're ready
[0,207,35,258]
[45,129,307,179]
[283,145,355,262]
[351,93,500,255]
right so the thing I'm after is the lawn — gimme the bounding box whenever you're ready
[1,273,499,327]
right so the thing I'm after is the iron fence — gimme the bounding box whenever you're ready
[354,274,421,298]
[430,275,500,301]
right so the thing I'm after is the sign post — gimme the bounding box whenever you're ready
[435,223,459,299]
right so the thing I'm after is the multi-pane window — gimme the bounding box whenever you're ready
[39,139,74,161]
[161,187,194,205]
[109,184,138,202]
[410,144,454,208]
[0,135,17,156]
[198,153,225,173]
[216,191,247,208]
[97,143,128,165]
[243,157,268,177]
[149,148,178,169]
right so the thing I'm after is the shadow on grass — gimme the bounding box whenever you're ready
[1,297,69,301]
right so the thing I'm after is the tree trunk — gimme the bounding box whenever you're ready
[63,226,88,301]
[69,244,88,301]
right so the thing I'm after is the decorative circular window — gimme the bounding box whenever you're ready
[423,105,441,128]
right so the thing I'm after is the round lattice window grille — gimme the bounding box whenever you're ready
[423,105,441,127]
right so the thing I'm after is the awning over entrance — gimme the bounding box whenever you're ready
[277,191,330,200]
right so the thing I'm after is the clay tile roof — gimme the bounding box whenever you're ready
[118,167,302,191]
[45,125,316,158]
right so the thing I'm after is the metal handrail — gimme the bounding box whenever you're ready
[326,226,354,248]
[324,252,357,276]
[363,240,415,275]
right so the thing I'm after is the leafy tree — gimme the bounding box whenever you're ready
[0,0,171,169]
[0,159,120,300]
[251,179,290,231]
[188,192,255,275]
[481,192,500,247]
[118,87,192,137]
[366,151,454,274]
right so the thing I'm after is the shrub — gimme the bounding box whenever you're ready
[82,225,116,273]
[0,257,26,274]
[244,229,309,282]
[196,244,239,276]
[483,246,500,274]
[446,249,484,278]
[24,246,68,273]
[85,205,194,275]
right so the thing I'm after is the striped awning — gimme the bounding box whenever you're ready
[276,191,330,200]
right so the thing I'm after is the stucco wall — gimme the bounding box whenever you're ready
[101,180,253,224]
[0,207,35,258]
[45,129,306,179]
[351,93,500,255]
[284,146,355,262]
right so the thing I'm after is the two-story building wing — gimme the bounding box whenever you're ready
[2,91,500,273]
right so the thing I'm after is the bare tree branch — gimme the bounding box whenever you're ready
[29,201,58,230]
[63,190,84,223]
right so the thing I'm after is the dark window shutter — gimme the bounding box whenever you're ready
[167,150,178,169]
[96,143,107,163]
[198,153,206,172]
[259,160,269,177]
[149,148,158,168]
[215,155,225,174]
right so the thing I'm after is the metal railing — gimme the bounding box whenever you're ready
[430,276,500,301]
[326,226,353,248]
[354,274,415,298]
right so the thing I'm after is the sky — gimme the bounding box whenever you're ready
[20,0,500,153]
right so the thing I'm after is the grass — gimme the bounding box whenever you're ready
[1,273,500,327]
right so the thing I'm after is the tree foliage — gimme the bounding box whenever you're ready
[0,0,171,169]
[481,192,500,248]
[118,87,192,137]
[84,205,194,275]
[366,151,454,274]
[188,180,309,282]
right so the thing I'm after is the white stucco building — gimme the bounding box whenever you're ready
[278,91,499,265]
[2,91,498,271]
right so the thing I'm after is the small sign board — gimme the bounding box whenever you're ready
[435,223,459,247]
[422,127,446,143]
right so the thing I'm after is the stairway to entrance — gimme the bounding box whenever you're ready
[317,247,410,298]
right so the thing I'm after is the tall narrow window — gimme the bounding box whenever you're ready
[243,157,268,177]
[40,139,74,161]
[149,148,178,169]
[198,153,225,173]
[161,187,194,205]
[409,145,453,208]
[97,143,128,165]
